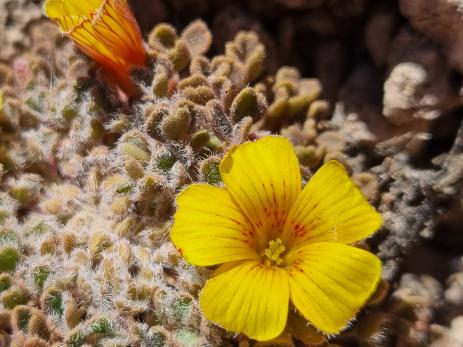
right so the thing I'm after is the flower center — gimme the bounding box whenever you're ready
[261,238,286,267]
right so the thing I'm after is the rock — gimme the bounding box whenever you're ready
[433,120,463,195]
[445,272,463,306]
[315,41,348,101]
[365,10,398,66]
[371,157,436,280]
[399,0,463,75]
[275,0,325,9]
[336,64,392,147]
[383,27,462,125]
[396,274,443,307]
[430,317,463,347]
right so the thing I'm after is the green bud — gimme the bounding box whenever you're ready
[66,330,84,347]
[182,85,215,105]
[152,67,170,98]
[178,74,208,90]
[169,40,191,71]
[190,130,210,151]
[62,104,79,122]
[145,105,167,140]
[155,153,176,172]
[160,107,191,140]
[127,284,152,301]
[25,222,50,236]
[65,297,85,328]
[245,44,265,82]
[0,309,11,331]
[41,288,63,315]
[85,318,115,345]
[125,158,145,180]
[90,119,105,140]
[89,318,112,335]
[119,143,150,162]
[0,274,11,292]
[146,328,166,347]
[173,297,192,321]
[175,329,201,347]
[200,158,221,185]
[13,305,31,332]
[0,247,20,273]
[2,287,29,309]
[295,145,323,168]
[307,100,330,120]
[33,266,51,289]
[149,23,177,50]
[28,310,50,340]
[230,87,265,122]
[119,131,151,162]
[0,228,19,246]
[267,98,288,120]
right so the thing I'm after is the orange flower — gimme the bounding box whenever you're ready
[44,0,146,95]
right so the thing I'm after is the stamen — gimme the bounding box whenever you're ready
[261,238,286,267]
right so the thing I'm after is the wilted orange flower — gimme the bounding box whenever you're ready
[44,0,146,95]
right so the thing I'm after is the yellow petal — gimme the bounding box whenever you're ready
[220,136,301,249]
[286,242,381,334]
[200,261,290,341]
[44,0,92,18]
[282,160,382,248]
[171,184,258,266]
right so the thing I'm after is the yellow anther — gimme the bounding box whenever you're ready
[262,238,286,266]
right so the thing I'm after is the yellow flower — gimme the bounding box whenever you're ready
[171,136,383,341]
[43,0,146,95]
